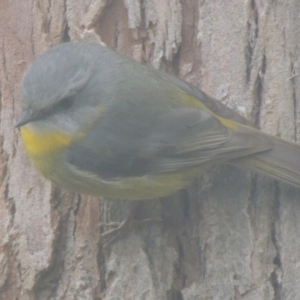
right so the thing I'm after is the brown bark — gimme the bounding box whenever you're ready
[1,0,300,299]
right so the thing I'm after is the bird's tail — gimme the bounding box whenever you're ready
[233,134,300,188]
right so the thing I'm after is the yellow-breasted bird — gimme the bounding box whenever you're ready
[17,42,300,200]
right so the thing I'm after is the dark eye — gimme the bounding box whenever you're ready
[58,96,74,110]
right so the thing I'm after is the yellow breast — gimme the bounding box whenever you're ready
[20,126,72,157]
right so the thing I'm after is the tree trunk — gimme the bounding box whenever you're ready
[1,0,300,299]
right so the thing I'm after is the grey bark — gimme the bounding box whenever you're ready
[1,0,300,299]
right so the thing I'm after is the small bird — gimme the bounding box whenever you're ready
[17,42,300,200]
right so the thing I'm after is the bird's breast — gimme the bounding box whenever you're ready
[20,126,73,157]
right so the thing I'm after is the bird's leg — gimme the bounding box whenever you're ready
[99,201,161,247]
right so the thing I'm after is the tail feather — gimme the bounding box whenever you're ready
[233,136,300,188]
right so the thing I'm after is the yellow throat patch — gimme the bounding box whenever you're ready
[20,126,72,157]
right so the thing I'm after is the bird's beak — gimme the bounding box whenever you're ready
[16,109,39,128]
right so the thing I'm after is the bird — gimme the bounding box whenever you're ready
[17,42,300,201]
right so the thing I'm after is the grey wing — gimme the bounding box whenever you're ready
[67,106,272,179]
[145,107,271,173]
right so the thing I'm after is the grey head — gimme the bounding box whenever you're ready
[18,42,122,134]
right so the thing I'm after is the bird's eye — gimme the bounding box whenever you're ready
[58,96,74,110]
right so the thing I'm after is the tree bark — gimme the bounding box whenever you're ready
[1,0,300,299]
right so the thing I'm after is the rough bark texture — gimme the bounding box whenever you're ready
[1,0,300,299]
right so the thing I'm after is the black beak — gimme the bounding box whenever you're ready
[16,110,40,128]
